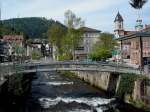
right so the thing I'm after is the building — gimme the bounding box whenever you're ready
[3,35,24,46]
[0,35,24,62]
[27,39,52,58]
[114,12,124,38]
[114,12,137,38]
[0,40,9,62]
[75,27,101,60]
[2,35,24,56]
[114,12,150,76]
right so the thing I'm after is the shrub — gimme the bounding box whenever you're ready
[31,51,42,60]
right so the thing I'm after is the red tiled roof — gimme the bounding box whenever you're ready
[3,35,24,41]
[124,31,137,36]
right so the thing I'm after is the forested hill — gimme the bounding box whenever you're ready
[2,17,67,39]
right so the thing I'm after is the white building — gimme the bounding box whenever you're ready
[75,27,101,60]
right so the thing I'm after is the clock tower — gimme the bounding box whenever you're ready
[114,12,124,38]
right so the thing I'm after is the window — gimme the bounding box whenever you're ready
[119,24,121,29]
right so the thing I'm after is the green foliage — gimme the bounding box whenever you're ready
[90,33,117,61]
[60,71,77,78]
[116,74,138,99]
[100,33,117,50]
[31,51,42,60]
[0,22,19,37]
[64,10,84,59]
[61,28,83,58]
[14,44,25,55]
[2,17,67,39]
[90,48,112,61]
[48,23,66,55]
[48,10,84,60]
[58,54,73,61]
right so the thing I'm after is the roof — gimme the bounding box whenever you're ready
[124,31,137,35]
[114,12,123,22]
[117,32,150,41]
[117,25,150,41]
[142,25,150,32]
[81,27,101,33]
[3,35,24,40]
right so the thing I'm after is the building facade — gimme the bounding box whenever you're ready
[0,41,9,62]
[0,35,25,62]
[2,35,24,56]
[75,27,101,60]
[114,12,150,76]
[27,39,52,58]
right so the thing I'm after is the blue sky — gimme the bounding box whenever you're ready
[1,0,150,32]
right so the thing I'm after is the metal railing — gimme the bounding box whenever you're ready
[0,62,143,78]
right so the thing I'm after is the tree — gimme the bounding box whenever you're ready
[64,10,84,29]
[99,33,117,51]
[2,17,67,39]
[48,24,66,57]
[64,10,84,60]
[90,33,117,61]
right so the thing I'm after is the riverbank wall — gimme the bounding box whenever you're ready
[73,71,119,95]
[0,73,34,111]
[72,71,150,110]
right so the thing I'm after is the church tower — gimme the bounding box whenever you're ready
[135,19,143,31]
[114,12,124,38]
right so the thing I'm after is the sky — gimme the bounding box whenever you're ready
[1,0,150,32]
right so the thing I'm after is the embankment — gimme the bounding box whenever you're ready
[0,72,35,111]
[70,71,150,111]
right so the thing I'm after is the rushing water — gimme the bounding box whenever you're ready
[24,72,112,112]
[22,71,147,112]
[0,71,147,112]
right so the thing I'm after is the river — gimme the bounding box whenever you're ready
[0,71,147,112]
[22,71,146,112]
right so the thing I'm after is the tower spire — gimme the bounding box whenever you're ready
[114,12,124,38]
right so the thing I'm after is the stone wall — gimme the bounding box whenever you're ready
[0,73,34,111]
[72,71,150,108]
[73,71,119,95]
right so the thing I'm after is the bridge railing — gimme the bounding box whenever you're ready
[0,62,143,77]
[21,63,142,75]
[0,64,26,78]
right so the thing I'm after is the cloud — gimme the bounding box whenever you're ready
[1,0,150,32]
[7,0,125,19]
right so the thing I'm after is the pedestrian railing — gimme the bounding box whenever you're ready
[0,62,143,79]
